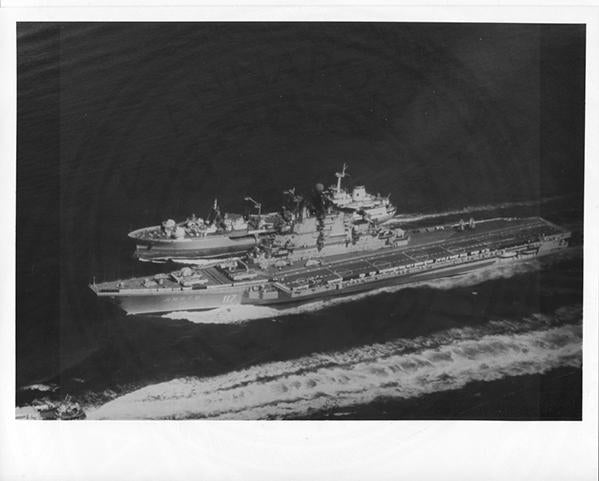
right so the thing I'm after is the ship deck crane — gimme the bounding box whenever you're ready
[244,196,262,216]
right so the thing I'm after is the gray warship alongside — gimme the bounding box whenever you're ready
[92,182,571,314]
[128,165,396,262]
[128,199,279,262]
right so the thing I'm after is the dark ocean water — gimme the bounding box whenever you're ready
[16,23,585,419]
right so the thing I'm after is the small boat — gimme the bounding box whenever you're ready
[30,396,86,420]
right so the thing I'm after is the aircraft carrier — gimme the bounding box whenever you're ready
[92,214,571,315]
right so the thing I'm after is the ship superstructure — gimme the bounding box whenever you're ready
[325,163,397,223]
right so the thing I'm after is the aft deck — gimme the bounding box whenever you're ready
[268,217,566,289]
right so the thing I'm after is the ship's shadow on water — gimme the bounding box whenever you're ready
[33,251,582,413]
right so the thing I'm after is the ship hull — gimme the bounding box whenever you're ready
[134,241,257,261]
[132,235,259,261]
[105,286,246,315]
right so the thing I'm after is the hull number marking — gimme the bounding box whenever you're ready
[223,294,238,304]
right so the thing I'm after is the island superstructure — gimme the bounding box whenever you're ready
[92,193,571,314]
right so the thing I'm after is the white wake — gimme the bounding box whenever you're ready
[88,305,582,420]
[387,195,568,224]
[19,383,58,393]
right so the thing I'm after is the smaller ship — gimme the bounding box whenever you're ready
[22,396,86,420]
[128,199,279,262]
[324,163,397,223]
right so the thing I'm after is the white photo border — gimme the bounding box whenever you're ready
[1,4,597,481]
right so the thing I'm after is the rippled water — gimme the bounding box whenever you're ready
[86,300,581,419]
[16,23,585,419]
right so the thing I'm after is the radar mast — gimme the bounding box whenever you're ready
[335,163,348,194]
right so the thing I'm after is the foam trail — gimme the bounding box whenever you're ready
[89,306,582,420]
[163,305,282,324]
[162,247,579,325]
[19,383,58,393]
[387,195,568,224]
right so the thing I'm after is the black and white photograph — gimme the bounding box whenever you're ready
[14,21,586,419]
[2,4,598,480]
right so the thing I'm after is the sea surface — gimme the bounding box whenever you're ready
[16,23,585,419]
